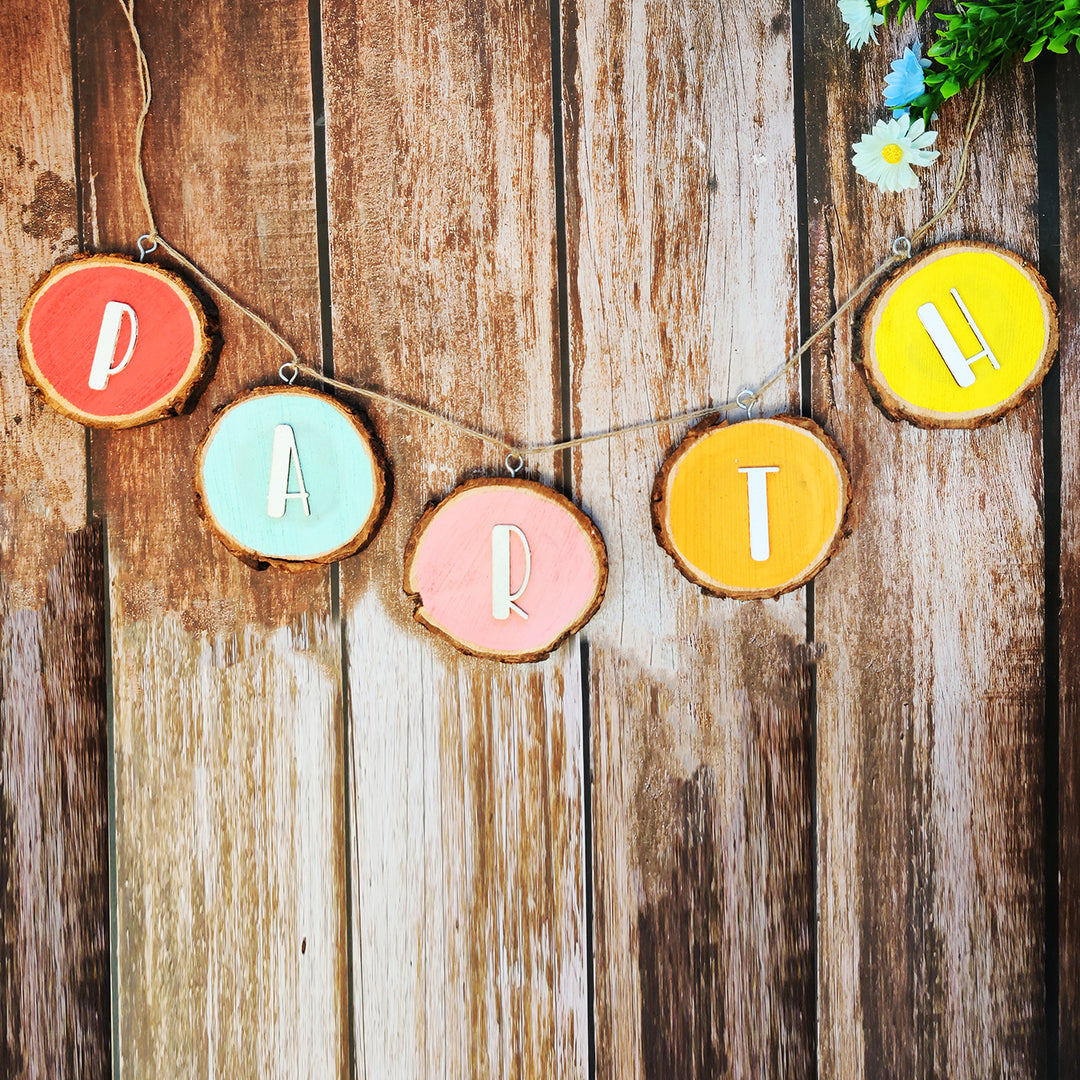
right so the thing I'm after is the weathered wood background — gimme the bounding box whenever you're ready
[0,0,1075,1076]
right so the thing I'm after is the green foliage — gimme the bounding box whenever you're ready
[878,0,1080,119]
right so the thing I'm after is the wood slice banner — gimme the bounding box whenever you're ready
[18,253,213,427]
[652,415,850,600]
[859,241,1058,428]
[403,478,608,662]
[195,386,389,571]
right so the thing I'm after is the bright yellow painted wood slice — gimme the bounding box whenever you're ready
[652,415,850,599]
[860,242,1057,428]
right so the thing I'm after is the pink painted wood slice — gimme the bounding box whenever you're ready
[403,478,608,662]
[18,253,214,427]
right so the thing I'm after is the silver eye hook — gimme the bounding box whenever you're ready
[136,234,158,261]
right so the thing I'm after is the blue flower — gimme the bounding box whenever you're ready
[883,42,932,115]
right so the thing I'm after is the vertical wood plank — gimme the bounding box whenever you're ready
[1058,49,1080,1076]
[75,0,348,1074]
[322,2,587,1077]
[561,0,815,1073]
[1,527,109,1079]
[0,0,86,599]
[804,10,1045,1077]
[0,1,110,1075]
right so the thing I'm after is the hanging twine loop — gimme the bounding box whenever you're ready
[115,0,986,458]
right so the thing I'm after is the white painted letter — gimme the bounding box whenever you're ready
[88,301,138,390]
[917,288,998,388]
[738,466,779,562]
[491,524,531,620]
[267,424,311,518]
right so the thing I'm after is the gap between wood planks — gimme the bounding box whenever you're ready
[305,4,362,1080]
[547,0,599,1077]
[67,0,118,1072]
[1035,51,1062,1079]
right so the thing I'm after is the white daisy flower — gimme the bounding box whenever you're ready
[837,0,885,51]
[852,114,940,191]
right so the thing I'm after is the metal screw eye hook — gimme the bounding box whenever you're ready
[505,453,524,478]
[892,236,912,260]
[736,389,757,421]
[279,362,299,385]
[136,234,158,262]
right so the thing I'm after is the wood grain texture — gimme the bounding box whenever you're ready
[322,0,587,1075]
[0,0,85,610]
[0,2,110,1075]
[804,7,1045,1076]
[561,0,814,1073]
[1058,48,1080,1077]
[75,0,347,1073]
[1,525,109,1079]
[344,611,586,1078]
[109,612,344,1077]
[588,652,813,1078]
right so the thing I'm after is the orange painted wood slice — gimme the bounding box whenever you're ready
[195,386,390,572]
[859,241,1058,428]
[652,415,851,599]
[403,478,608,662]
[18,253,214,427]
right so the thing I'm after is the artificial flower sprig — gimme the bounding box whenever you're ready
[841,0,1080,190]
[876,0,1080,121]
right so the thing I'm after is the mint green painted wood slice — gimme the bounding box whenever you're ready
[196,387,390,570]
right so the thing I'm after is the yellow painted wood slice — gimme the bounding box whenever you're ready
[18,253,214,427]
[652,415,850,599]
[859,241,1058,428]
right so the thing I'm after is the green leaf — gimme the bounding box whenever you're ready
[866,0,1075,141]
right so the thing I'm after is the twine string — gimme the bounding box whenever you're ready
[117,0,985,458]
[117,0,155,238]
[911,77,986,250]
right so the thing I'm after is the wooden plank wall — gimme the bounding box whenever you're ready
[560,0,814,1075]
[0,0,109,1076]
[1,0,1077,1078]
[321,0,587,1074]
[1058,50,1079,1078]
[74,0,347,1073]
[804,4,1046,1077]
